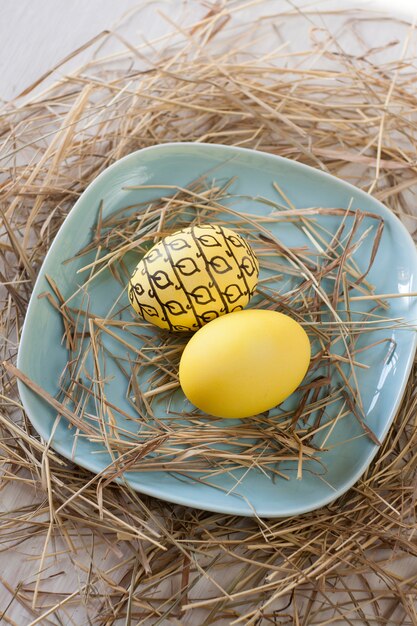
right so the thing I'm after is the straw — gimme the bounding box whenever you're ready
[1,3,417,624]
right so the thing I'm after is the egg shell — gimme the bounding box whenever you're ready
[179,309,311,418]
[128,224,259,331]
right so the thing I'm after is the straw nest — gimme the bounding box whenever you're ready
[1,3,417,624]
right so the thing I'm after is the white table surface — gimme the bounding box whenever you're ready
[1,0,416,103]
[1,1,417,624]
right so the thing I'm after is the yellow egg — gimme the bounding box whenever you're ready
[179,309,311,418]
[128,224,259,331]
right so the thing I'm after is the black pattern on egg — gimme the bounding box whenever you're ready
[128,224,259,331]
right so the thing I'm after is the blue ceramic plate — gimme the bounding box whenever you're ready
[17,143,417,517]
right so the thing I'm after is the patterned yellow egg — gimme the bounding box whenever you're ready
[128,224,259,331]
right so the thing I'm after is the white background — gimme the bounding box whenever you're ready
[1,0,416,102]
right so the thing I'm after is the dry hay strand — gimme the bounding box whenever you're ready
[1,2,417,625]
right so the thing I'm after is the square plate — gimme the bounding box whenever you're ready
[17,143,417,517]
